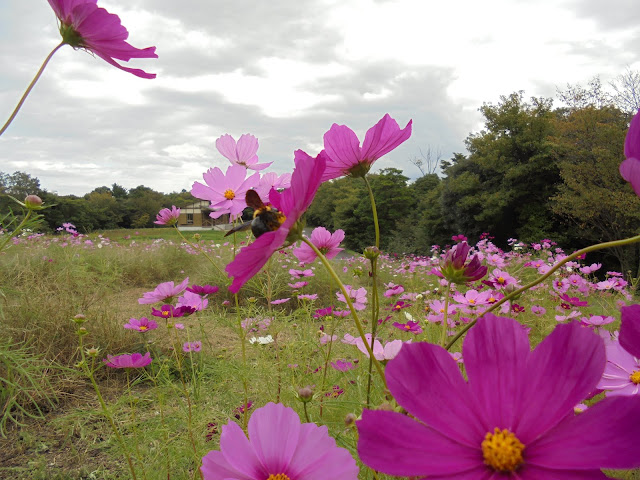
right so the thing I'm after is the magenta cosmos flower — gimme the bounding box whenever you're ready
[200,402,358,479]
[138,277,189,304]
[293,227,345,264]
[48,0,157,78]
[192,164,261,220]
[597,331,640,396]
[433,241,487,284]
[216,134,272,171]
[620,109,640,196]
[322,113,412,181]
[103,352,152,368]
[154,206,180,226]
[357,314,640,478]
[620,303,640,358]
[225,150,327,293]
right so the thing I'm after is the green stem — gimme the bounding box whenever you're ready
[78,340,137,480]
[0,42,65,137]
[301,237,387,390]
[363,176,380,249]
[439,283,452,347]
[318,315,338,418]
[445,233,640,351]
[365,257,380,406]
[126,371,147,480]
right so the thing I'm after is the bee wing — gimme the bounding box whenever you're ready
[245,189,266,210]
[224,221,252,237]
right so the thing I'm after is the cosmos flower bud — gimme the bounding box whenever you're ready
[344,413,357,427]
[298,386,314,402]
[363,246,381,260]
[85,347,100,357]
[24,195,43,209]
[436,242,488,284]
[72,314,86,325]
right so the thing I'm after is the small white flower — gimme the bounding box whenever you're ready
[403,311,415,322]
[249,335,274,345]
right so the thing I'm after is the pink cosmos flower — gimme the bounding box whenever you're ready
[330,359,355,372]
[183,341,202,353]
[620,109,640,196]
[384,282,405,297]
[620,304,640,358]
[123,317,158,332]
[186,284,219,296]
[48,0,157,78]
[336,285,368,311]
[357,314,640,477]
[289,268,314,278]
[298,294,318,301]
[103,352,152,368]
[200,402,358,479]
[288,281,309,289]
[486,268,519,289]
[254,172,292,202]
[433,242,487,284]
[138,278,189,304]
[597,331,640,396]
[154,206,180,226]
[270,298,290,305]
[215,134,272,171]
[226,151,327,293]
[580,315,615,327]
[322,114,412,181]
[151,304,195,318]
[293,227,345,264]
[344,334,410,361]
[191,164,261,220]
[177,290,208,311]
[392,321,423,334]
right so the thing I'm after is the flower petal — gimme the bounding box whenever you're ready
[527,396,640,470]
[248,403,300,472]
[463,314,531,432]
[514,321,606,443]
[360,114,412,162]
[385,341,484,446]
[218,420,265,478]
[357,409,481,477]
[620,304,640,358]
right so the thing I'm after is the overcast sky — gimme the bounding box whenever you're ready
[1,0,639,196]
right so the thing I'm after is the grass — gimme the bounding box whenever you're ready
[0,229,638,479]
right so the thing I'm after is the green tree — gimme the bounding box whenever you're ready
[550,105,640,273]
[440,92,561,244]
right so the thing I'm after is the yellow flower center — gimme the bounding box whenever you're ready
[630,370,640,384]
[469,299,476,304]
[266,474,290,480]
[162,311,169,316]
[404,325,411,330]
[497,277,505,284]
[481,427,525,472]
[224,189,236,200]
[139,326,148,331]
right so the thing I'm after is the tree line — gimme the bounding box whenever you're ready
[0,175,196,232]
[307,77,640,275]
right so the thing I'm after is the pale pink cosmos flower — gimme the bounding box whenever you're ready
[200,402,358,479]
[293,227,345,264]
[103,352,152,368]
[336,285,368,311]
[597,331,640,396]
[183,341,202,353]
[191,164,260,219]
[154,206,180,226]
[215,134,272,171]
[322,114,412,181]
[254,172,292,202]
[384,282,404,297]
[138,278,189,304]
[48,0,157,78]
[344,334,410,361]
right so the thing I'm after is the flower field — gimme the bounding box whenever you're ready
[2,0,640,478]
[0,223,639,479]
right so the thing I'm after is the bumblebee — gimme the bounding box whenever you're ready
[224,189,286,238]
